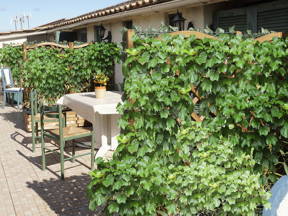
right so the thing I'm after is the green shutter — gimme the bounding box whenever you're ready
[215,8,248,32]
[257,1,288,32]
[214,0,288,33]
[218,15,247,32]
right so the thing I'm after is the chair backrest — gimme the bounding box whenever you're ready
[1,68,14,89]
[41,105,66,134]
[30,90,40,116]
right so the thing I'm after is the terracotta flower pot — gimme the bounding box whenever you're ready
[95,86,106,98]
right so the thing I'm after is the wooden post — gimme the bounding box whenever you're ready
[255,32,285,43]
[22,43,27,61]
[127,29,135,49]
[21,43,28,94]
[168,31,218,40]
[68,42,74,49]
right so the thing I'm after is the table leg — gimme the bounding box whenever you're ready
[94,112,102,149]
[95,113,109,158]
[110,114,121,150]
[95,114,121,158]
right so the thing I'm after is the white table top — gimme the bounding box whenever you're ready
[57,91,123,122]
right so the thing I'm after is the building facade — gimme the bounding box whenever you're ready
[1,0,287,85]
[42,0,287,85]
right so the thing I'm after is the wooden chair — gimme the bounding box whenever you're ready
[1,68,23,109]
[28,90,58,152]
[40,105,95,179]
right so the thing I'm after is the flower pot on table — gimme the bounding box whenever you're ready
[95,86,106,98]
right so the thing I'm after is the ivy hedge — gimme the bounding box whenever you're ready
[88,33,288,215]
[23,43,121,102]
[0,45,23,84]
[0,43,121,103]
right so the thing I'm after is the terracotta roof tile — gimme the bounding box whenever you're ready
[41,0,173,30]
[16,0,222,31]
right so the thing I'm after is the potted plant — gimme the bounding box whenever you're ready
[94,73,109,98]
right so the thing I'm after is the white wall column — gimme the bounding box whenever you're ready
[87,25,94,42]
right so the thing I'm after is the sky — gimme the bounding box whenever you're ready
[0,0,127,32]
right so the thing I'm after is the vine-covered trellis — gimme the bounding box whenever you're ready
[126,30,287,122]
[18,41,120,104]
[87,30,288,215]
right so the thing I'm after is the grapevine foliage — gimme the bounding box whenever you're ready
[0,46,23,84]
[23,43,121,102]
[88,33,288,215]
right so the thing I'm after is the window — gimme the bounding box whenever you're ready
[214,0,288,32]
[257,6,288,32]
[59,32,77,42]
[215,8,248,32]
[123,20,133,29]
[58,28,87,42]
[75,28,87,42]
[94,26,102,42]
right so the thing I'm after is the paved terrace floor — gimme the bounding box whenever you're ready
[0,106,105,216]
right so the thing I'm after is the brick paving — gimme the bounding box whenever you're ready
[0,106,106,216]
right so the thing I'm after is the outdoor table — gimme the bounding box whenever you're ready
[57,91,123,158]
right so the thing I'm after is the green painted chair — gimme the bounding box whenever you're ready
[29,90,58,152]
[40,105,95,180]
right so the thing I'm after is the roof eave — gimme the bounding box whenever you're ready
[47,0,227,32]
[0,31,48,41]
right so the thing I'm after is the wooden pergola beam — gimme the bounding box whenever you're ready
[25,41,93,50]
[255,32,286,43]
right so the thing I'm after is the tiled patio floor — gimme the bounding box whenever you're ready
[0,106,105,216]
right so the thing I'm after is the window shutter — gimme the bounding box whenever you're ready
[215,8,248,32]
[214,0,288,33]
[257,5,288,32]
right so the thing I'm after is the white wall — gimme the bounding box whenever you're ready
[85,21,124,85]
[182,6,205,29]
[203,3,227,28]
[87,25,94,42]
[133,12,166,29]
[111,8,208,83]
[0,38,27,48]
[69,2,224,87]
[111,22,124,86]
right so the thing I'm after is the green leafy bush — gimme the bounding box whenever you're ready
[88,122,269,215]
[87,33,288,215]
[0,45,23,84]
[23,43,121,102]
[194,35,288,185]
[172,122,269,215]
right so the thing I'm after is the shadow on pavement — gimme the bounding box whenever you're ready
[26,174,104,216]
[0,108,25,130]
[11,131,33,152]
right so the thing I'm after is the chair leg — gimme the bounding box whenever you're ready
[91,132,96,170]
[60,139,65,180]
[35,122,39,144]
[7,93,10,106]
[17,92,20,109]
[3,91,6,107]
[41,129,46,170]
[32,118,36,152]
[72,141,75,163]
[31,120,35,152]
[40,113,46,170]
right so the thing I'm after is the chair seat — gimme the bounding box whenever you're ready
[5,87,23,92]
[34,113,58,122]
[47,127,92,139]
